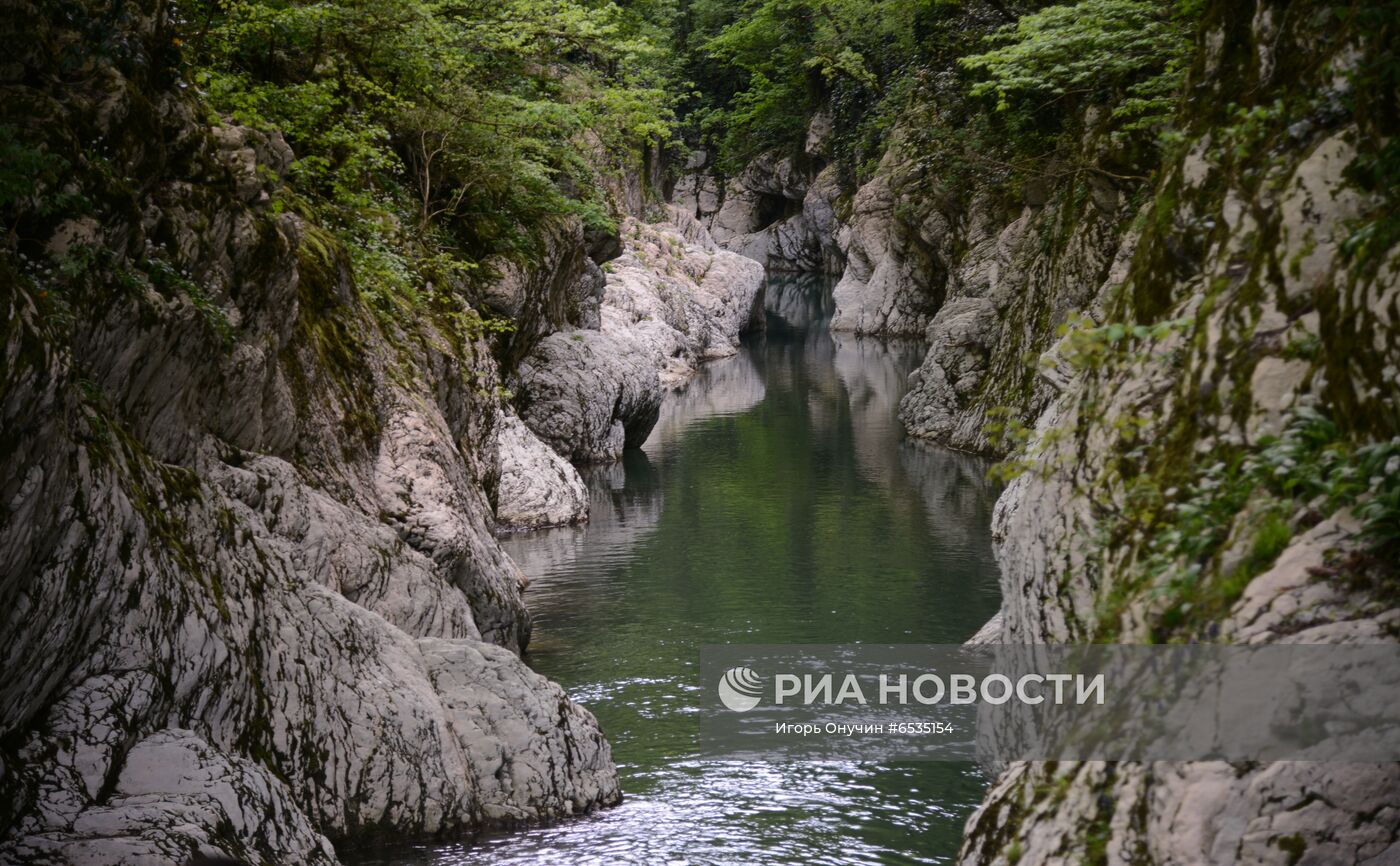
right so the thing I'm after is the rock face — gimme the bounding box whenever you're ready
[493,411,590,531]
[0,5,619,864]
[830,162,943,336]
[512,210,765,462]
[672,115,846,274]
[895,184,1127,450]
[480,219,604,369]
[821,122,1130,443]
[513,327,664,464]
[954,2,1400,863]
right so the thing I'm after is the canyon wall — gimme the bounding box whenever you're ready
[782,1,1399,862]
[0,8,618,862]
[0,2,758,863]
[681,1,1398,861]
[959,2,1400,861]
[672,115,846,275]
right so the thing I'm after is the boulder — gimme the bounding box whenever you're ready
[512,213,765,462]
[494,411,591,529]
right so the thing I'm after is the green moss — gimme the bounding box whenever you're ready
[1080,772,1117,866]
[282,225,382,449]
[1050,0,1400,643]
[1248,511,1294,572]
[1276,833,1307,866]
[1093,404,1400,641]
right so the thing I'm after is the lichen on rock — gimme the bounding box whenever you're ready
[953,2,1400,862]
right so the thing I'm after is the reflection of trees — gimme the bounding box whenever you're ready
[505,268,1003,657]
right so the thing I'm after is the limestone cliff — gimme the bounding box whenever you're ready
[955,2,1400,863]
[824,110,1137,449]
[672,115,846,275]
[509,210,764,464]
[687,0,1399,860]
[0,3,625,863]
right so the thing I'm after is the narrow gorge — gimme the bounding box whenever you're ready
[2,1,1397,865]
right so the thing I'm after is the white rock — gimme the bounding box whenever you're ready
[494,411,589,530]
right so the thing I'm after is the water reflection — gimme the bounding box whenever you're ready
[649,352,767,448]
[349,272,1002,866]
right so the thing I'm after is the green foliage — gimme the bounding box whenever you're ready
[984,405,1035,480]
[1340,141,1400,269]
[986,316,1191,482]
[1247,511,1294,574]
[679,0,981,174]
[684,0,821,171]
[960,0,1199,143]
[680,0,1203,193]
[1054,313,1193,372]
[182,0,676,263]
[1099,407,1400,640]
[145,256,235,345]
[1217,98,1293,163]
[0,124,72,213]
[1333,1,1400,278]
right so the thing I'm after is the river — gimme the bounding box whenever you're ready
[358,272,1003,865]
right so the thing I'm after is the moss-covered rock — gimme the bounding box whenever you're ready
[959,2,1400,863]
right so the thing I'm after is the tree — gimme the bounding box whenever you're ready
[185,0,676,263]
[959,0,1199,139]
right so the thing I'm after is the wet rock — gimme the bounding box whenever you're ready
[897,297,999,445]
[420,638,621,825]
[6,729,339,866]
[374,405,532,649]
[965,612,1005,646]
[825,121,1126,446]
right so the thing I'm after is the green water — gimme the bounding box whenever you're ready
[371,272,1003,865]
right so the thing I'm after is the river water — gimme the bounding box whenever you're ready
[361,272,1003,865]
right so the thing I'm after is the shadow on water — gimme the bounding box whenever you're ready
[350,271,1003,866]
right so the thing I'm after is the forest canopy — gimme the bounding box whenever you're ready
[181,0,676,262]
[674,0,1200,177]
[179,0,1202,253]
[2,0,1212,324]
